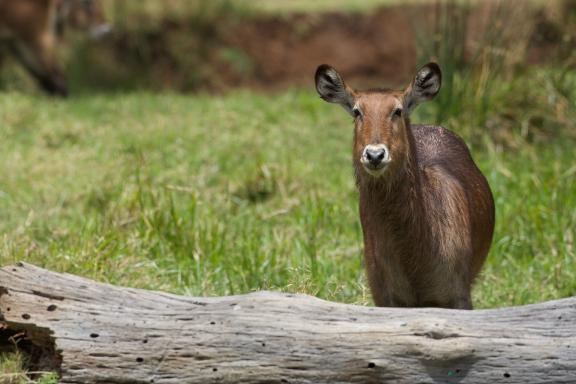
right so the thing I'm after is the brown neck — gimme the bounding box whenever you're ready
[356,120,424,225]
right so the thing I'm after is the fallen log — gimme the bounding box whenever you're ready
[0,262,574,383]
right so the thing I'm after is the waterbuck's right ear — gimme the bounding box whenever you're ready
[315,64,355,115]
[403,62,442,114]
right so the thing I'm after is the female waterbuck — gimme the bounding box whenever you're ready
[315,63,495,309]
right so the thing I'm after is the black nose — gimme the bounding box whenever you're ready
[365,148,386,166]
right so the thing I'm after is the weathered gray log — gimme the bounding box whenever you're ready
[0,262,574,384]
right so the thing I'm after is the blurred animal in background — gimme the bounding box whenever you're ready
[55,0,111,39]
[0,0,110,96]
[315,62,495,309]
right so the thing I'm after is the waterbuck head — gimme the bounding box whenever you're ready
[315,63,441,182]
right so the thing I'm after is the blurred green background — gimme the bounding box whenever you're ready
[0,0,575,382]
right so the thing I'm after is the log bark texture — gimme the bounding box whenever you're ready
[0,262,575,384]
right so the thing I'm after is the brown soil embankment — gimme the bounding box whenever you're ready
[72,2,574,92]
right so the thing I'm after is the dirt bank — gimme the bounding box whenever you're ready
[70,2,574,93]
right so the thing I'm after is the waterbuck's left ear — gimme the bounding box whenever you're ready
[403,62,442,114]
[315,64,355,115]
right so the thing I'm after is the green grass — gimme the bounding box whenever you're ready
[237,0,412,14]
[0,70,575,381]
[0,351,58,384]
[101,0,427,20]
[0,84,574,307]
[0,90,369,303]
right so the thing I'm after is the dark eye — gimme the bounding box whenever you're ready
[392,107,402,118]
[352,106,362,119]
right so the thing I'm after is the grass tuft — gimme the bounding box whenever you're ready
[0,351,59,384]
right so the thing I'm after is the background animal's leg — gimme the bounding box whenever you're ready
[10,35,68,96]
[0,51,4,79]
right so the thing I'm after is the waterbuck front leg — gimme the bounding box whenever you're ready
[10,33,68,97]
[363,247,394,307]
[362,228,417,307]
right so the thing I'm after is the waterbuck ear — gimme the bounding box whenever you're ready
[315,64,355,115]
[403,62,442,114]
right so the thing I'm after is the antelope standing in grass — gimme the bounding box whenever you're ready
[0,0,109,96]
[315,63,495,309]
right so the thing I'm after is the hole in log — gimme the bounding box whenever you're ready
[210,321,215,325]
[212,368,218,372]
[136,357,144,363]
[261,342,266,347]
[503,372,511,378]
[47,305,57,312]
[6,308,10,312]
[90,333,99,338]
[0,325,61,380]
[367,362,376,368]
[32,291,65,301]
[22,314,31,320]
[143,339,148,344]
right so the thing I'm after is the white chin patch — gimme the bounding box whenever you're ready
[363,165,387,177]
